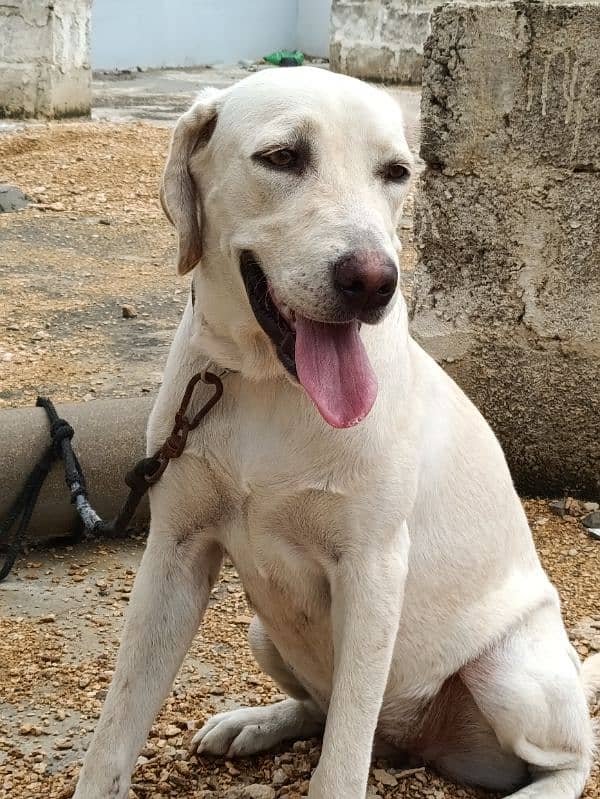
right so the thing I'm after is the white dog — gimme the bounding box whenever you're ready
[73,67,599,799]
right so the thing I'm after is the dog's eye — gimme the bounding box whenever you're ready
[257,148,299,171]
[382,162,410,183]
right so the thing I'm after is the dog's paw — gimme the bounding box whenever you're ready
[191,700,312,758]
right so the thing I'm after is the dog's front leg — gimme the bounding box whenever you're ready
[73,475,223,799]
[309,525,409,799]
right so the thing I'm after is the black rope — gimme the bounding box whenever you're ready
[0,372,224,582]
[0,397,154,582]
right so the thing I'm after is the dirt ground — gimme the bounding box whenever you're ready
[0,503,598,799]
[0,83,598,799]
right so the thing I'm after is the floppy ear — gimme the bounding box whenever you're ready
[161,88,222,275]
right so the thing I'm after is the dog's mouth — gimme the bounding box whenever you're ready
[240,251,298,378]
[240,251,378,429]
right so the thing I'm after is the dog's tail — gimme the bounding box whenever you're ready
[582,652,600,704]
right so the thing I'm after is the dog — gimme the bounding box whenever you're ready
[73,67,599,799]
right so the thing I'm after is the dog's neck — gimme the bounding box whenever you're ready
[188,259,287,383]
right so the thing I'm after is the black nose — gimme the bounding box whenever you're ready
[333,251,398,313]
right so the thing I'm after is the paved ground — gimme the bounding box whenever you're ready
[0,66,598,799]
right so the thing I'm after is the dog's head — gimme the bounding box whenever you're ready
[161,67,414,428]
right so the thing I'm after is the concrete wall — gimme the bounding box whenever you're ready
[330,0,437,84]
[0,0,91,118]
[411,1,600,497]
[297,0,332,58]
[92,0,331,71]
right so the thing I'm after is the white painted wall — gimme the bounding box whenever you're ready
[297,0,332,57]
[92,0,301,70]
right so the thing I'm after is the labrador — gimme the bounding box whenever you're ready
[73,67,599,799]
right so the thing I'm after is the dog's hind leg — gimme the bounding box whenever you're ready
[73,471,224,799]
[460,603,594,799]
[191,617,324,757]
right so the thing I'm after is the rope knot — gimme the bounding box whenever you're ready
[50,418,75,448]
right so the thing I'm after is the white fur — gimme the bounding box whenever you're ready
[73,68,597,799]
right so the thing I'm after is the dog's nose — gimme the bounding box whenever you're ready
[333,251,398,313]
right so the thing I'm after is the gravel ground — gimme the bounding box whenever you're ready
[0,114,597,799]
[0,502,598,799]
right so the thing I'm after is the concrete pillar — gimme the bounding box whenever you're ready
[411,1,600,497]
[0,0,91,119]
[330,0,438,84]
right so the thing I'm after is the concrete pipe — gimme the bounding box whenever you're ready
[0,397,153,543]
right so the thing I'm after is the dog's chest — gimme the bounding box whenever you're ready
[217,485,341,679]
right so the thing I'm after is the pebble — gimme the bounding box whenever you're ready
[271,768,288,786]
[225,785,276,799]
[122,304,138,318]
[582,510,600,529]
[373,768,398,787]
[0,184,29,212]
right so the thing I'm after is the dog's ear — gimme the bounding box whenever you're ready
[161,88,223,275]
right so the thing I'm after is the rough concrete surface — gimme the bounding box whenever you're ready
[0,0,91,119]
[411,1,600,498]
[330,0,438,84]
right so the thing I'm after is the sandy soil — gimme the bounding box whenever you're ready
[0,122,597,799]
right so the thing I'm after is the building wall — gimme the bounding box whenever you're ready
[0,0,91,118]
[330,0,438,85]
[92,0,331,71]
[297,0,332,58]
[92,0,297,70]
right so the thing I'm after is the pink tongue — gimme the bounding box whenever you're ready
[294,315,378,428]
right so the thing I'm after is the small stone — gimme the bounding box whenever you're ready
[209,686,225,695]
[0,185,29,212]
[373,768,398,787]
[78,676,91,688]
[565,497,586,517]
[549,499,566,517]
[583,502,599,512]
[38,613,56,623]
[19,723,41,735]
[55,738,73,750]
[122,304,138,318]
[582,511,600,530]
[99,218,111,225]
[271,768,288,786]
[225,786,276,799]
[163,725,180,738]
